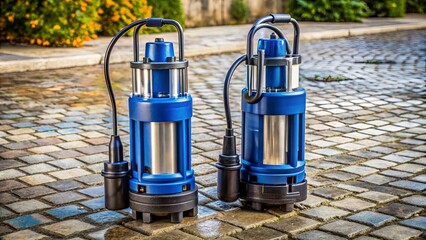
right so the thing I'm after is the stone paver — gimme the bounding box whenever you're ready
[389,180,426,191]
[312,187,350,200]
[330,197,376,212]
[217,210,277,230]
[42,191,87,204]
[19,174,56,185]
[46,205,88,219]
[301,206,350,221]
[295,230,346,240]
[265,216,321,235]
[182,219,242,239]
[356,191,398,204]
[399,216,426,230]
[49,168,90,179]
[42,219,95,237]
[370,225,422,240]
[346,211,396,227]
[1,230,47,240]
[0,30,425,239]
[4,214,52,229]
[87,225,146,240]
[377,203,423,219]
[232,227,287,240]
[85,210,126,223]
[400,195,426,207]
[319,220,370,238]
[6,199,50,213]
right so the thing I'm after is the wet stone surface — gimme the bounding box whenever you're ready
[0,30,425,239]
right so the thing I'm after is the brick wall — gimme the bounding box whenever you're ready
[182,0,288,27]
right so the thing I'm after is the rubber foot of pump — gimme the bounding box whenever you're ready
[171,212,183,223]
[252,202,263,211]
[280,203,294,212]
[187,206,198,217]
[240,180,307,211]
[129,186,198,223]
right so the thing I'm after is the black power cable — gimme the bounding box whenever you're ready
[224,55,246,132]
[104,19,147,137]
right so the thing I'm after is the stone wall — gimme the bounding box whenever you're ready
[182,0,288,27]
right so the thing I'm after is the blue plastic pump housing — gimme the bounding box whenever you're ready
[102,18,197,224]
[216,14,307,212]
[128,40,195,195]
[241,36,306,187]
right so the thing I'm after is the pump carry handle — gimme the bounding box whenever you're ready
[250,14,300,57]
[269,14,292,23]
[133,18,184,62]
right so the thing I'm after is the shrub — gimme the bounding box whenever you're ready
[364,0,406,17]
[0,0,101,47]
[230,0,249,24]
[98,0,152,36]
[143,0,186,33]
[406,0,426,13]
[288,0,370,22]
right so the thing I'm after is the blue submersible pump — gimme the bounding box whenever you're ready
[102,18,197,223]
[217,14,307,211]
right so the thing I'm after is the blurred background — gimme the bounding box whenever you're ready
[0,0,424,48]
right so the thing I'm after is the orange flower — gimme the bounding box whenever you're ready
[111,12,119,22]
[80,2,87,11]
[42,40,50,46]
[30,20,39,28]
[30,39,35,44]
[7,15,14,22]
[36,39,42,45]
[106,0,114,8]
[97,8,104,14]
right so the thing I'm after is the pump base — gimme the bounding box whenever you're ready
[129,187,198,223]
[240,180,307,211]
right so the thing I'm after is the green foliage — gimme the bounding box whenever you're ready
[406,0,425,13]
[364,0,406,17]
[1,0,101,47]
[230,0,249,23]
[288,0,370,22]
[143,0,186,33]
[99,0,152,36]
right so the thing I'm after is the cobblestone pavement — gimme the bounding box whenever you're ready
[0,30,425,239]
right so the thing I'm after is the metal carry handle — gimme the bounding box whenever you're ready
[133,18,184,62]
[245,23,286,104]
[248,13,300,60]
[246,23,291,64]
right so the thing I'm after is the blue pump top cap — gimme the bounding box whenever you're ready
[145,38,175,62]
[257,33,286,57]
[145,38,175,95]
[257,34,286,89]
